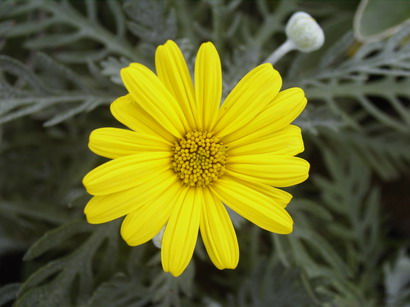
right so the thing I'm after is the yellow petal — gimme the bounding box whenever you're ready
[121,63,190,138]
[162,187,201,277]
[155,40,197,130]
[195,42,222,131]
[110,94,175,143]
[200,188,239,269]
[84,170,177,224]
[224,173,292,208]
[227,125,304,156]
[214,63,282,138]
[210,177,293,234]
[222,88,306,144]
[83,152,171,195]
[226,154,309,187]
[121,182,183,246]
[89,127,171,159]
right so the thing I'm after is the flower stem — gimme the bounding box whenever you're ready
[264,39,296,65]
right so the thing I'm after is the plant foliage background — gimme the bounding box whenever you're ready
[0,0,410,306]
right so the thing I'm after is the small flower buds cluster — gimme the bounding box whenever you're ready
[285,12,325,52]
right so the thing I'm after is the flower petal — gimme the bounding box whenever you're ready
[200,188,239,270]
[224,172,292,208]
[121,182,183,246]
[214,63,282,138]
[210,177,293,234]
[121,63,190,138]
[110,94,175,142]
[162,187,201,277]
[227,125,303,156]
[226,154,309,187]
[83,152,171,195]
[155,40,197,130]
[84,170,177,224]
[195,42,222,131]
[222,88,306,144]
[89,127,171,159]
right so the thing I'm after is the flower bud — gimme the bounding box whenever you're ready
[285,12,324,52]
[152,226,165,248]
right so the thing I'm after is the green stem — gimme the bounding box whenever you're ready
[173,0,195,41]
[44,0,136,59]
[211,0,224,55]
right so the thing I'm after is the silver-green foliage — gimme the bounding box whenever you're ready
[0,0,409,306]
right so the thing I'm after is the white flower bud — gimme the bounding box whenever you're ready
[285,12,324,52]
[152,226,166,248]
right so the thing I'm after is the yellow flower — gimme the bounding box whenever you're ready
[83,40,309,277]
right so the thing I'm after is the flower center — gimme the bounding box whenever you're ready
[172,131,226,187]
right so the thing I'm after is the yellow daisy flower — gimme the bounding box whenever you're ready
[83,40,309,277]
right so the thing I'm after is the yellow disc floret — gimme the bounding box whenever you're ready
[172,131,226,187]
